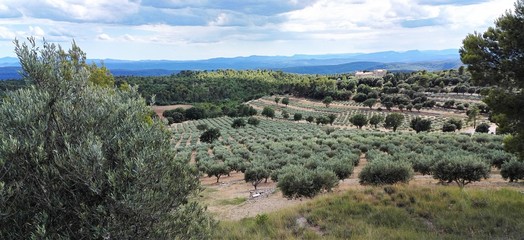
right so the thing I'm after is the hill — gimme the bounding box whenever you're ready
[0,49,460,79]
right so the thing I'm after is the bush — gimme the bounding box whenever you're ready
[500,159,524,182]
[293,113,303,121]
[432,155,490,188]
[442,122,457,132]
[475,123,490,133]
[447,118,463,130]
[359,159,413,185]
[277,165,338,199]
[411,157,434,175]
[200,128,221,143]
[231,118,246,128]
[484,150,515,169]
[410,117,432,133]
[247,117,260,126]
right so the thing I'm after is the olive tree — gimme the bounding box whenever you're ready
[350,114,368,129]
[0,39,213,239]
[432,155,490,188]
[410,117,432,133]
[384,113,404,132]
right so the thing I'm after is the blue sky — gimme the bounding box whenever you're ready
[0,0,515,60]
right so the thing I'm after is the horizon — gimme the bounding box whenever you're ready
[0,0,515,60]
[0,48,460,62]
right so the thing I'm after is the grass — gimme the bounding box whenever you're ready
[214,185,524,239]
[217,197,247,206]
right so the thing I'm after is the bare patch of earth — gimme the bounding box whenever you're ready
[151,104,192,118]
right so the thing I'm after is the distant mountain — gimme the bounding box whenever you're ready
[279,60,463,74]
[0,49,461,79]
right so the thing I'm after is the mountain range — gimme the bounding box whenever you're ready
[0,49,461,79]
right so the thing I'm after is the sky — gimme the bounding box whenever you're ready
[0,0,516,60]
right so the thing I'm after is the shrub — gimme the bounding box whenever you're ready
[442,122,457,132]
[352,93,368,103]
[484,150,515,169]
[411,157,434,175]
[369,115,384,128]
[277,165,338,199]
[231,118,246,128]
[321,158,354,180]
[475,123,490,133]
[432,155,490,188]
[410,117,432,133]
[500,159,524,182]
[197,123,209,131]
[200,128,221,143]
[359,158,413,185]
[247,117,260,126]
[261,106,275,118]
[447,118,463,130]
[293,113,303,121]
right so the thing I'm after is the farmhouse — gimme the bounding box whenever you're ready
[355,69,387,78]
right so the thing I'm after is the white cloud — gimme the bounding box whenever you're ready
[97,33,112,41]
[29,26,45,37]
[0,26,16,40]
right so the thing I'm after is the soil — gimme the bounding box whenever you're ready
[151,104,192,118]
[200,154,524,221]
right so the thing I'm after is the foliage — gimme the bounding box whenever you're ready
[369,115,384,128]
[410,117,432,133]
[247,117,260,126]
[359,158,413,185]
[1,39,213,239]
[460,1,524,159]
[261,106,275,118]
[384,113,404,132]
[293,113,303,121]
[442,122,457,132]
[363,98,376,109]
[200,128,221,143]
[475,123,490,133]
[432,155,490,188]
[500,159,524,182]
[306,116,315,123]
[282,110,290,119]
[244,164,270,190]
[350,114,368,129]
[205,161,231,183]
[281,97,289,106]
[231,118,247,128]
[277,165,338,199]
[322,96,333,107]
[447,118,463,130]
[197,123,209,131]
[328,114,337,125]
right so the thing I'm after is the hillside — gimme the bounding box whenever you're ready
[0,49,460,79]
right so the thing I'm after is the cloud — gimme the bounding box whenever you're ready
[97,33,112,41]
[401,18,442,28]
[0,26,16,40]
[29,26,45,37]
[417,0,490,6]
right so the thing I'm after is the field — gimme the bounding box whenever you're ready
[168,94,521,238]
